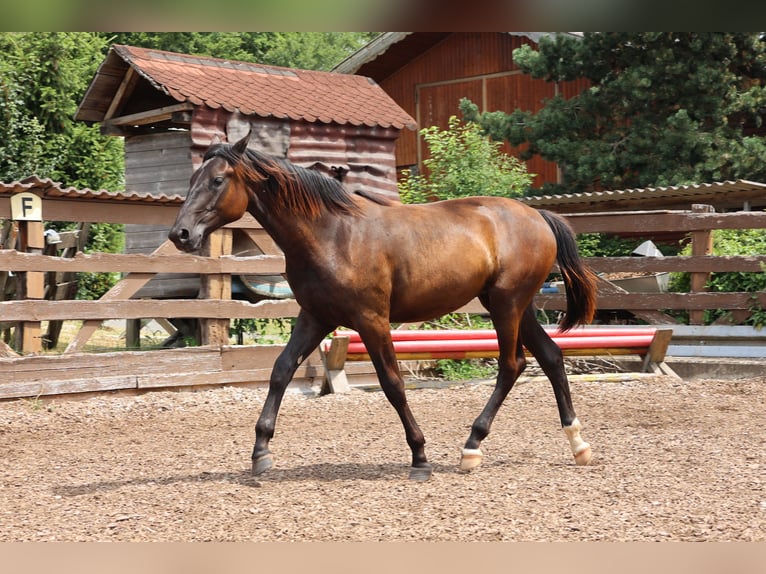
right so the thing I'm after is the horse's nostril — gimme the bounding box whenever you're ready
[179,228,190,241]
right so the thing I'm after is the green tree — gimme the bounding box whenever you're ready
[105,32,376,71]
[461,32,766,195]
[0,32,124,188]
[399,116,533,204]
[0,32,125,300]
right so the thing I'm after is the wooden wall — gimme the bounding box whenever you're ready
[124,130,198,298]
[377,32,589,189]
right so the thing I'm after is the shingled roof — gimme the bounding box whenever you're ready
[76,44,417,130]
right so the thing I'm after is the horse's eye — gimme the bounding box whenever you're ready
[212,176,224,186]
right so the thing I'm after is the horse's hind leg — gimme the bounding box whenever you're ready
[357,320,432,481]
[460,297,526,472]
[520,305,592,465]
[252,310,334,475]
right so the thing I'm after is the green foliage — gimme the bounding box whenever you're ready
[231,318,294,345]
[460,33,766,195]
[419,313,499,381]
[0,33,126,301]
[670,228,766,326]
[433,358,497,382]
[398,116,533,204]
[75,223,124,300]
[106,32,376,71]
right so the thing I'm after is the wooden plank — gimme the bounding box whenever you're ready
[320,335,351,394]
[137,364,320,390]
[2,289,761,330]
[641,328,674,372]
[104,103,194,127]
[0,338,18,358]
[25,199,181,226]
[1,346,223,378]
[534,291,766,311]
[126,163,194,185]
[125,131,192,153]
[0,375,138,399]
[566,210,766,234]
[583,255,766,273]
[64,241,181,353]
[0,250,285,275]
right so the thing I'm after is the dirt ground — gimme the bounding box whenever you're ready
[1,373,764,542]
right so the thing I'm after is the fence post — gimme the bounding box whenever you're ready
[17,220,45,353]
[689,204,714,325]
[200,228,233,347]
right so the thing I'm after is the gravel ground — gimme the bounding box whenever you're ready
[1,374,764,542]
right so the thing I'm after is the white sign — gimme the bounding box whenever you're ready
[10,192,42,221]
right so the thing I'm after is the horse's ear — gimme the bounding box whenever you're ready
[232,130,252,157]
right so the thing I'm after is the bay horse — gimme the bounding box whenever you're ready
[169,132,597,481]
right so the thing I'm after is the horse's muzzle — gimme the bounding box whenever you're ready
[168,225,199,252]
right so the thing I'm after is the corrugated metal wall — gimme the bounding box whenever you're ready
[193,108,402,201]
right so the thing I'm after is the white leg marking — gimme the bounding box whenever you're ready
[459,448,483,472]
[563,417,592,465]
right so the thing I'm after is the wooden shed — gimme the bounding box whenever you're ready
[75,44,416,298]
[333,32,589,189]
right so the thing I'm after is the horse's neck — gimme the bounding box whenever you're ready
[247,204,328,261]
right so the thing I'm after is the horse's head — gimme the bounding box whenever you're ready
[169,132,253,252]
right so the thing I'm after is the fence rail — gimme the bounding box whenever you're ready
[1,202,764,399]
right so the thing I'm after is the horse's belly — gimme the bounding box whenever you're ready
[388,278,483,323]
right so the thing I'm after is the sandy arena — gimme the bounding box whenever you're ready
[1,373,764,541]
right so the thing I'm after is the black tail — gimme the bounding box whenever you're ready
[539,210,597,331]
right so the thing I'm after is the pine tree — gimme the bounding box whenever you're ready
[461,32,766,195]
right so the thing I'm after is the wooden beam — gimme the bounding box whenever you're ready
[690,204,715,324]
[565,210,766,234]
[320,335,351,394]
[104,67,138,120]
[1,199,182,226]
[103,103,194,127]
[0,298,301,322]
[0,249,286,275]
[64,241,179,353]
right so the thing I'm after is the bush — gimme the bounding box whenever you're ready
[669,228,766,326]
[398,116,533,204]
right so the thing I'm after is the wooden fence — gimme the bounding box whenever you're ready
[1,200,765,400]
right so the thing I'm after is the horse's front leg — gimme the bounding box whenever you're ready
[252,310,333,475]
[358,322,432,481]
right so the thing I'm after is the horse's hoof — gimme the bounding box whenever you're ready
[408,464,433,481]
[252,454,274,475]
[459,448,483,472]
[573,443,592,466]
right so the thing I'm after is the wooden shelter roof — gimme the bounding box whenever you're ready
[75,44,417,131]
[0,176,184,205]
[519,180,766,214]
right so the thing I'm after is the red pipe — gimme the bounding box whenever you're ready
[345,334,655,355]
[337,327,657,344]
